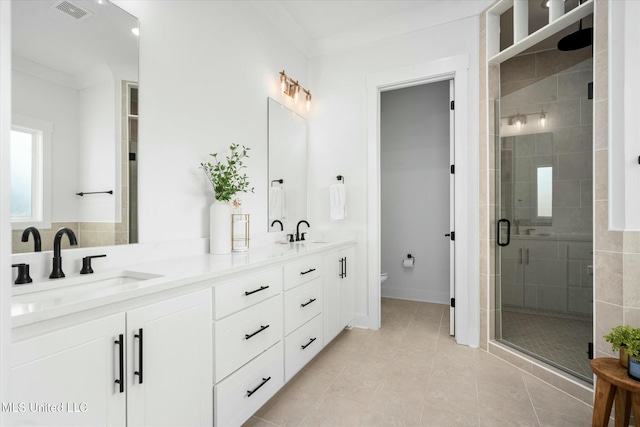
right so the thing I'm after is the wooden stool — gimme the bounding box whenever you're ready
[591,358,640,426]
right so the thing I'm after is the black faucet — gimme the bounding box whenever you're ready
[49,227,78,279]
[271,220,284,231]
[21,227,41,252]
[295,220,310,242]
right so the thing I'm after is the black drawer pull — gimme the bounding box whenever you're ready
[245,285,269,296]
[114,334,124,393]
[247,376,271,397]
[245,324,270,340]
[300,268,316,275]
[301,298,316,308]
[301,337,317,350]
[134,328,143,384]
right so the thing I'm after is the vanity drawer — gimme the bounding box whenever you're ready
[283,255,322,290]
[214,341,284,427]
[212,267,282,320]
[214,296,282,383]
[284,278,322,335]
[284,314,323,382]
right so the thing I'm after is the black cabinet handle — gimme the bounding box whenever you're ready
[339,258,344,278]
[497,219,511,247]
[114,334,124,393]
[301,337,317,350]
[245,324,270,340]
[300,268,316,275]
[134,328,143,384]
[245,285,269,296]
[247,376,271,397]
[301,298,316,308]
[344,257,347,278]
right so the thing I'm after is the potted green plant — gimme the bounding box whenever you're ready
[604,325,640,378]
[200,143,254,254]
[604,325,635,368]
[622,328,640,380]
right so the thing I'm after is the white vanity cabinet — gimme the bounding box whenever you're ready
[323,247,356,344]
[126,289,213,426]
[10,313,127,427]
[283,254,323,381]
[212,267,285,427]
[10,289,212,427]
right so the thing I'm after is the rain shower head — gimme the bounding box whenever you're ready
[557,23,592,51]
[557,0,593,51]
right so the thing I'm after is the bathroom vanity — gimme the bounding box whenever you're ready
[8,239,356,427]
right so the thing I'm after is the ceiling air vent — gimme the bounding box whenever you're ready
[51,1,93,22]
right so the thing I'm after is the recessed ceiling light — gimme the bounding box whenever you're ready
[131,28,140,36]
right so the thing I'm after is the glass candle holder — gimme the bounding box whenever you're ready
[231,214,250,252]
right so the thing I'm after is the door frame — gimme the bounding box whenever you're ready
[365,54,477,346]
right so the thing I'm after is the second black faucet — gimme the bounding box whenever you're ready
[49,227,78,279]
[295,220,310,242]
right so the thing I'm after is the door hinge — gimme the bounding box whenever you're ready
[587,342,594,360]
[450,231,455,241]
[450,298,455,308]
[450,165,455,174]
[450,100,455,110]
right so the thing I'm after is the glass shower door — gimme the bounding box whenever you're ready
[495,56,594,383]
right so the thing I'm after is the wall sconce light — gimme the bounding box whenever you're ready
[279,70,312,111]
[508,113,527,128]
[506,110,548,129]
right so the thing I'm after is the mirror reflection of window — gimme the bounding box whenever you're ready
[537,166,552,219]
[10,128,36,220]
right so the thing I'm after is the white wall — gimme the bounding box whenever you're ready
[1,0,12,414]
[308,16,481,327]
[12,67,79,221]
[380,82,450,304]
[111,0,309,243]
[609,0,640,230]
[78,77,118,222]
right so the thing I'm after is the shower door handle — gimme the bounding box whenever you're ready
[497,219,511,247]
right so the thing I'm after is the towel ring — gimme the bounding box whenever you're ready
[336,175,344,183]
[271,179,284,187]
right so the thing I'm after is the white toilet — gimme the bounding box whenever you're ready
[380,272,388,284]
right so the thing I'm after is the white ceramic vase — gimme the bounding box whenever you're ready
[210,200,232,254]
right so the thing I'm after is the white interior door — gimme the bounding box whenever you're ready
[449,79,455,336]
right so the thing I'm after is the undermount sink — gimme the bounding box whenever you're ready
[12,270,163,307]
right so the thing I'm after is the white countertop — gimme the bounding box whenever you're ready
[11,239,355,328]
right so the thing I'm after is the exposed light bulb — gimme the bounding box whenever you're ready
[293,84,300,103]
[280,72,287,94]
[539,111,546,127]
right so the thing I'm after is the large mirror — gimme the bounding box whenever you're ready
[267,98,307,233]
[11,0,139,253]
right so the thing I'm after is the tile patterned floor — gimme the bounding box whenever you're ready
[501,309,592,381]
[243,298,594,426]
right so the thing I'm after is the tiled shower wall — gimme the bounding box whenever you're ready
[479,0,640,404]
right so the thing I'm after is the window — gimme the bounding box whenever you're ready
[10,115,52,229]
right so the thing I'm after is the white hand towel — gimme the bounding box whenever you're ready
[269,187,286,220]
[329,183,346,221]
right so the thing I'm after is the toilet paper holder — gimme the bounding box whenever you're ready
[403,254,415,268]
